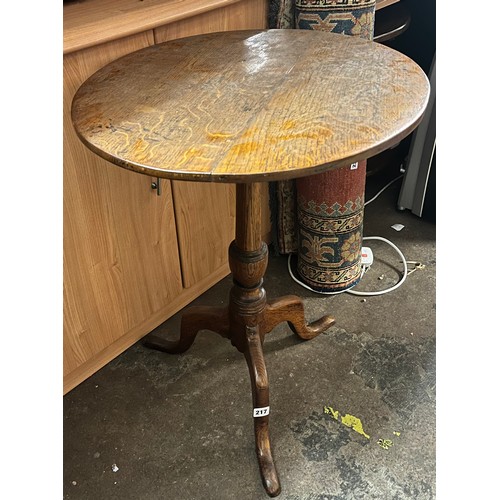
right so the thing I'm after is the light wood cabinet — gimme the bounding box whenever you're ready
[63,0,269,393]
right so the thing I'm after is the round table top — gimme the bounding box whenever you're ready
[72,29,430,183]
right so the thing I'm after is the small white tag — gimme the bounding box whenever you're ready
[391,223,405,232]
[350,162,358,170]
[253,406,270,417]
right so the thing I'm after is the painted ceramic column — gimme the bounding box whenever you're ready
[296,162,367,292]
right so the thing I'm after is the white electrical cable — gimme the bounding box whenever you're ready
[364,174,403,207]
[287,254,367,295]
[288,237,407,297]
[345,236,408,296]
[287,175,409,297]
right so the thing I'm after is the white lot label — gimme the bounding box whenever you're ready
[253,406,270,417]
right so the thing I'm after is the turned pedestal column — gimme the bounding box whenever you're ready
[144,182,336,496]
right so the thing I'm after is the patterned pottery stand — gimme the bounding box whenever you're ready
[297,162,367,291]
[296,0,376,38]
[277,0,376,292]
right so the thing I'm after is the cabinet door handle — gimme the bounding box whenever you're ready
[151,177,161,196]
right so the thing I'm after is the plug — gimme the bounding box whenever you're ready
[361,247,373,266]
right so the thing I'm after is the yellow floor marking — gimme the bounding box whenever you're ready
[341,414,370,439]
[324,406,370,439]
[377,438,394,449]
[324,406,339,420]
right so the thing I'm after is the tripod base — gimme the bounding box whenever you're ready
[144,183,335,496]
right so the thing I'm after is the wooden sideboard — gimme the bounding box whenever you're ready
[63,0,269,394]
[375,0,400,10]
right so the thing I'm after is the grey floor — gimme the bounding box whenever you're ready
[64,167,436,500]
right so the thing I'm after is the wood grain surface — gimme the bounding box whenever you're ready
[72,29,429,183]
[153,0,267,43]
[154,0,267,288]
[63,0,245,54]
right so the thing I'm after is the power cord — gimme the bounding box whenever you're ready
[344,236,408,296]
[364,174,403,207]
[288,175,408,297]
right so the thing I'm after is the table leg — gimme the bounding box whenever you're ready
[144,182,335,497]
[143,306,229,353]
[262,296,336,340]
[243,324,280,497]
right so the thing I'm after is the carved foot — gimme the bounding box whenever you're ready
[243,326,281,497]
[261,295,335,340]
[143,306,229,354]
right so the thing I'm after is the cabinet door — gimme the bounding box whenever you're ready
[154,0,269,288]
[63,32,183,392]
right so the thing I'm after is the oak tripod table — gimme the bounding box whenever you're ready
[72,29,429,497]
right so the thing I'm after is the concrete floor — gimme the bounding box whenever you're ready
[64,168,436,499]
